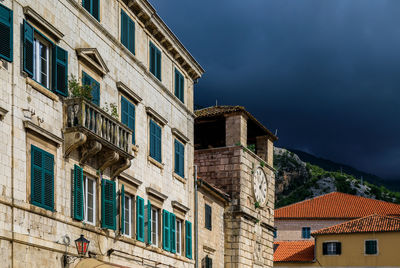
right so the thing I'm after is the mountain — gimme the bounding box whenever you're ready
[274,147,400,208]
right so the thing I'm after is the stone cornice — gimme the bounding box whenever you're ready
[116,81,142,103]
[23,6,64,41]
[24,120,63,146]
[171,201,190,213]
[172,128,189,143]
[119,172,142,187]
[0,106,8,120]
[146,107,168,126]
[146,187,167,201]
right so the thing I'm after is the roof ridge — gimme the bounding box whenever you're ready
[275,191,339,211]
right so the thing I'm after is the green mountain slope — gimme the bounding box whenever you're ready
[274,148,400,208]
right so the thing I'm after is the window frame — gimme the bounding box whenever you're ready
[176,218,182,255]
[123,193,133,237]
[205,204,212,231]
[365,239,378,255]
[323,241,341,256]
[33,35,51,88]
[151,207,160,247]
[83,174,96,225]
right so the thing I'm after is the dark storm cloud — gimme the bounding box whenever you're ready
[149,0,400,179]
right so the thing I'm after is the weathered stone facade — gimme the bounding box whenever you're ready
[194,107,277,268]
[0,0,203,267]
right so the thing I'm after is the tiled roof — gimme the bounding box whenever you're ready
[275,192,400,219]
[274,241,314,262]
[197,178,231,201]
[312,214,400,235]
[195,106,278,141]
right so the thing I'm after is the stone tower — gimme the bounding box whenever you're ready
[194,106,277,267]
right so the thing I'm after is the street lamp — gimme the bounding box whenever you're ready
[75,234,90,257]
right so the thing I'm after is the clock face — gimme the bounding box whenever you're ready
[253,167,268,207]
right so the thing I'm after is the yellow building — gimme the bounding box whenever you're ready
[274,214,400,267]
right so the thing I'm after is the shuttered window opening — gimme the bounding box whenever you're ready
[31,145,54,211]
[323,242,341,255]
[175,219,182,255]
[170,213,176,253]
[83,175,96,225]
[121,189,132,237]
[149,42,161,80]
[101,179,116,230]
[205,204,212,230]
[302,227,311,239]
[174,139,185,178]
[82,71,100,106]
[23,20,68,96]
[174,69,184,103]
[203,255,213,268]
[151,207,159,246]
[185,220,192,259]
[136,195,145,242]
[121,96,135,144]
[0,4,13,62]
[149,120,162,162]
[82,0,100,21]
[120,9,135,55]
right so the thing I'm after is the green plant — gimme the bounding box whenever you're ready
[235,142,242,146]
[69,75,93,100]
[260,161,265,167]
[103,102,119,119]
[247,144,256,153]
[254,201,260,209]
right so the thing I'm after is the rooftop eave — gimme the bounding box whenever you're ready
[129,0,204,80]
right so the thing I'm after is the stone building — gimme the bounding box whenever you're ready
[0,0,203,267]
[194,106,278,268]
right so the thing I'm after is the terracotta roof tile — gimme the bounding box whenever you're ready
[274,241,314,262]
[312,214,400,235]
[275,192,400,219]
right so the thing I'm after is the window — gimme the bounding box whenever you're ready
[149,42,161,80]
[31,145,54,211]
[273,230,277,238]
[23,20,68,96]
[323,242,341,255]
[122,192,132,237]
[176,219,182,255]
[205,204,212,230]
[82,71,100,106]
[149,119,162,162]
[121,96,135,144]
[202,255,213,268]
[302,227,311,239]
[0,3,13,62]
[365,240,377,255]
[174,139,184,177]
[82,0,100,21]
[121,9,135,55]
[83,175,96,225]
[151,207,159,246]
[101,179,116,230]
[174,69,184,102]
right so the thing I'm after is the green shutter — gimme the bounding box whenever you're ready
[156,49,161,80]
[149,42,155,75]
[121,96,135,144]
[82,72,100,105]
[23,20,34,77]
[31,145,54,211]
[147,200,151,244]
[185,220,192,259]
[155,123,161,162]
[92,0,100,21]
[174,140,179,174]
[170,213,176,253]
[120,184,125,234]
[179,74,184,102]
[53,46,68,96]
[162,210,170,251]
[128,17,135,54]
[0,4,13,62]
[175,140,184,177]
[82,0,90,13]
[73,165,84,221]
[101,179,116,230]
[121,9,128,49]
[205,204,212,230]
[136,196,144,242]
[174,69,184,102]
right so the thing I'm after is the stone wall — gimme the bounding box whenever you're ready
[0,0,200,267]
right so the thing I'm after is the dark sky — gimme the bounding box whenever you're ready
[149,0,400,180]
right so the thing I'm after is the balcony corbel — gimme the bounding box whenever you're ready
[112,159,132,179]
[80,140,102,165]
[99,151,119,172]
[64,132,87,157]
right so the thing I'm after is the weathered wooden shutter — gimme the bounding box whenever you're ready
[53,46,68,96]
[121,9,128,50]
[170,213,176,253]
[92,0,100,21]
[23,20,34,77]
[101,179,116,230]
[82,0,91,14]
[149,120,155,158]
[128,17,135,54]
[0,4,13,62]
[174,140,180,174]
[31,145,43,206]
[136,196,144,242]
[179,142,184,177]
[156,48,161,80]
[155,123,161,162]
[174,70,180,98]
[149,43,155,75]
[120,184,125,234]
[185,220,192,259]
[162,210,170,251]
[179,74,184,101]
[147,200,151,244]
[73,165,84,221]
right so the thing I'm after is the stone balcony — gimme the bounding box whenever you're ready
[64,98,133,178]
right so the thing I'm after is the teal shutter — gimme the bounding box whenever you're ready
[101,179,116,230]
[149,42,155,75]
[174,69,184,102]
[162,210,170,251]
[120,184,125,234]
[0,4,13,62]
[31,145,54,211]
[128,16,135,54]
[92,0,100,21]
[82,72,100,105]
[205,204,212,230]
[156,48,161,80]
[136,196,144,242]
[174,70,179,98]
[185,220,192,259]
[170,213,176,253]
[155,123,161,162]
[121,10,128,50]
[174,140,179,175]
[73,165,84,221]
[23,20,34,77]
[147,200,151,244]
[149,120,155,159]
[179,74,184,102]
[82,0,90,14]
[175,140,184,177]
[121,96,135,144]
[53,46,68,96]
